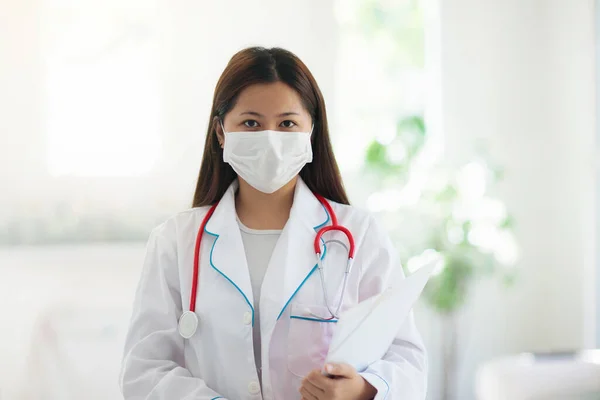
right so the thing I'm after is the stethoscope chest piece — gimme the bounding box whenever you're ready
[178,310,199,338]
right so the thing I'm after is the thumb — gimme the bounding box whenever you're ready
[324,363,355,378]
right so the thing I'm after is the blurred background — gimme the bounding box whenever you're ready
[1,0,599,399]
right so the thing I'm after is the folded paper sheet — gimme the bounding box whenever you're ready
[325,262,436,371]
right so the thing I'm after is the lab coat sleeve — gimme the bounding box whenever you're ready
[120,224,226,400]
[356,216,428,400]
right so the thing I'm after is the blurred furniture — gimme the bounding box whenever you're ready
[17,302,131,400]
[475,350,600,400]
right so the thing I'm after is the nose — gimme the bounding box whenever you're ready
[263,121,281,131]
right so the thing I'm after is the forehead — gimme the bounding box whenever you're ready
[231,81,308,115]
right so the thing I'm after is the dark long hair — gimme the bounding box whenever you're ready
[192,47,349,207]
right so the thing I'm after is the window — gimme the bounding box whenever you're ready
[0,0,166,245]
[45,15,160,177]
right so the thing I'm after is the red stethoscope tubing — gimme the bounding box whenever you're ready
[312,193,355,258]
[190,202,218,312]
[189,194,355,313]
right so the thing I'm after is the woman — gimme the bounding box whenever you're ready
[120,47,427,400]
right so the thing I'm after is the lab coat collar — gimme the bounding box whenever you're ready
[204,177,329,242]
[289,177,330,232]
[204,179,239,234]
[204,177,330,327]
[203,179,255,322]
[261,178,330,325]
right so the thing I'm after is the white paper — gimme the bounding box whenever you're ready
[325,262,435,371]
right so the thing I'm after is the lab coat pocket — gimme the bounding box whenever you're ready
[287,304,337,378]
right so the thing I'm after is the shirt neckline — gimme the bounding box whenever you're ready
[236,217,283,236]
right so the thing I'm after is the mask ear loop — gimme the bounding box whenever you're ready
[218,120,227,149]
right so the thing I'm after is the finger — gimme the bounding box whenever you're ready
[306,369,333,390]
[324,363,357,378]
[301,379,325,398]
[300,387,319,400]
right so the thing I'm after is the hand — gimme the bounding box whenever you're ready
[299,363,377,400]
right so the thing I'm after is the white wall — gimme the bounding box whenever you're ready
[0,0,45,207]
[433,0,597,398]
[595,0,600,351]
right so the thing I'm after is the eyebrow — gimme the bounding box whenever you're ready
[239,111,301,117]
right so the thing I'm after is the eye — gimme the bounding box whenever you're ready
[280,120,297,128]
[243,120,260,128]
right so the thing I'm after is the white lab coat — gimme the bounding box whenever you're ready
[120,178,428,400]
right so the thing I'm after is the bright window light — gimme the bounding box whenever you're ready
[44,4,160,177]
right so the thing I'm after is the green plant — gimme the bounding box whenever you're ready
[363,115,517,400]
[354,0,425,69]
[347,1,517,398]
[363,115,517,314]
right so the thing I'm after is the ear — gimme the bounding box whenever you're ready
[310,121,317,144]
[213,116,224,149]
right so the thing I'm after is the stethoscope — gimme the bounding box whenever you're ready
[177,193,355,339]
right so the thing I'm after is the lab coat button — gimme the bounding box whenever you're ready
[248,381,260,394]
[243,311,252,325]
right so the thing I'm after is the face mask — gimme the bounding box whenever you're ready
[221,123,313,194]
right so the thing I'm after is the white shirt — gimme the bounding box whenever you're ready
[237,218,281,383]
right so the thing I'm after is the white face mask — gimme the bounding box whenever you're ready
[221,123,313,194]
